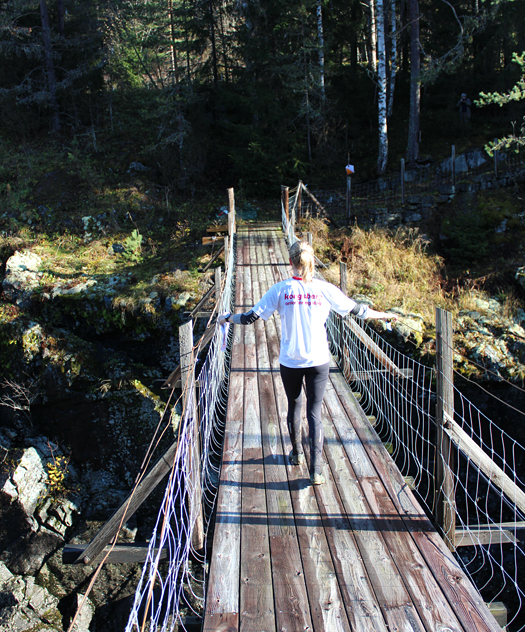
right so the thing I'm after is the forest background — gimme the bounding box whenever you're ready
[1,0,524,194]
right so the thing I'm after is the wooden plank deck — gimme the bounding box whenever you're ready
[203,223,502,632]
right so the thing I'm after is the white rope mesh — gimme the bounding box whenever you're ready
[125,235,236,632]
[283,186,525,631]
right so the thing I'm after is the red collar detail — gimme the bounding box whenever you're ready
[292,276,303,280]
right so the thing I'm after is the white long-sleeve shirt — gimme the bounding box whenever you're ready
[250,277,368,368]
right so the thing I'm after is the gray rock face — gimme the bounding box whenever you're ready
[2,251,43,304]
[0,561,93,632]
[10,447,48,520]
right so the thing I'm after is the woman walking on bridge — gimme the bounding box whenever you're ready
[219,240,396,485]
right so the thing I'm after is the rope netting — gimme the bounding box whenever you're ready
[125,235,236,632]
[283,188,525,630]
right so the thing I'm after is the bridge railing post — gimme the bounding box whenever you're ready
[227,187,236,237]
[179,319,205,552]
[339,261,348,376]
[346,174,352,226]
[282,185,289,224]
[434,307,456,552]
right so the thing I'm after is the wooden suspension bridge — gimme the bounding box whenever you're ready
[201,223,503,632]
[65,199,514,631]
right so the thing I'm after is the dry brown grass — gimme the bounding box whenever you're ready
[308,225,505,324]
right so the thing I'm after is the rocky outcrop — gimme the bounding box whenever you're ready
[455,298,525,381]
[0,561,94,632]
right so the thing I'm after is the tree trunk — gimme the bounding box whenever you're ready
[406,0,420,164]
[218,1,229,83]
[367,0,377,71]
[209,0,219,88]
[56,0,65,36]
[387,0,398,118]
[168,0,179,83]
[40,0,60,132]
[376,0,388,174]
[316,0,325,102]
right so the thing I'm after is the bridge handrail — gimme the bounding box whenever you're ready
[282,184,525,631]
[125,191,237,632]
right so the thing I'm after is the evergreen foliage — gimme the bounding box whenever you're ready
[0,0,524,189]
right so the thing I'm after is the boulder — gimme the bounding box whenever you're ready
[2,251,43,305]
[11,447,48,519]
[0,561,62,631]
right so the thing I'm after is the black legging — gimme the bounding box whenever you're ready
[279,362,330,472]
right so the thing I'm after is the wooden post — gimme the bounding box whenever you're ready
[179,320,205,552]
[339,261,347,295]
[400,158,405,205]
[227,187,236,237]
[282,186,289,224]
[297,180,303,221]
[339,261,348,374]
[306,232,313,247]
[435,308,456,552]
[214,266,222,300]
[451,145,456,189]
[346,175,352,226]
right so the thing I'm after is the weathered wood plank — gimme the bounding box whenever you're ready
[257,232,353,632]
[75,442,177,564]
[63,543,167,565]
[203,612,239,632]
[320,381,427,632]
[328,367,502,632]
[239,232,275,632]
[251,228,313,632]
[204,235,244,628]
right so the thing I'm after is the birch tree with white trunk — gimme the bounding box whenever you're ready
[316,0,325,102]
[376,0,388,174]
[366,0,378,71]
[387,0,398,118]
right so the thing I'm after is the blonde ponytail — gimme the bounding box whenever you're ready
[289,240,315,282]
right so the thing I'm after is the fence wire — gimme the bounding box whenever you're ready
[297,147,525,226]
[284,187,525,630]
[125,234,236,632]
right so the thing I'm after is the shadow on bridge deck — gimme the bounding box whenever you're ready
[203,224,501,632]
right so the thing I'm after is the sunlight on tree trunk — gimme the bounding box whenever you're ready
[406,0,420,164]
[168,0,178,83]
[377,0,388,174]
